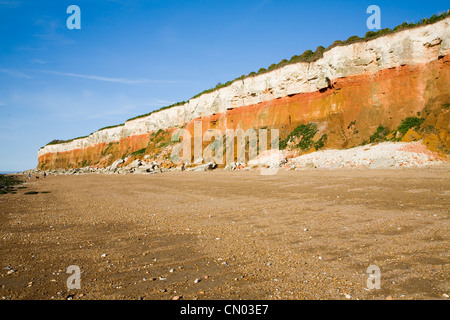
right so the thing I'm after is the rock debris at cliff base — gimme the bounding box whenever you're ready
[27,141,448,176]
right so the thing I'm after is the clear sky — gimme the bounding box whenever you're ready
[0,0,448,171]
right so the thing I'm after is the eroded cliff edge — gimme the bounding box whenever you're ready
[38,18,450,170]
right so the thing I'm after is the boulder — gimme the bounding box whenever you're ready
[109,159,124,171]
[187,162,216,172]
[304,162,315,169]
[224,162,238,170]
[329,162,343,169]
[369,158,396,169]
[248,150,284,168]
[129,160,142,168]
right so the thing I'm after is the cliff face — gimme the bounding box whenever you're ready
[38,18,450,170]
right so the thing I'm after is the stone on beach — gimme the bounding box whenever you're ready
[187,162,216,172]
[288,142,445,170]
[369,158,396,169]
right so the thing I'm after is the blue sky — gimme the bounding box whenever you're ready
[0,0,448,171]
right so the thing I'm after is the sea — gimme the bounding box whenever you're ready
[0,171,21,175]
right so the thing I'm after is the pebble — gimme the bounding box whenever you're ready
[194,278,201,284]
[345,294,351,299]
[172,295,181,300]
[101,253,107,258]
[289,141,442,169]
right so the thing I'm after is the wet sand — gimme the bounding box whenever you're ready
[0,168,449,300]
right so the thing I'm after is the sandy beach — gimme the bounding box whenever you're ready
[0,168,449,300]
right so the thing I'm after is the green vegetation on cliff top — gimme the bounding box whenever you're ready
[45,11,449,147]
